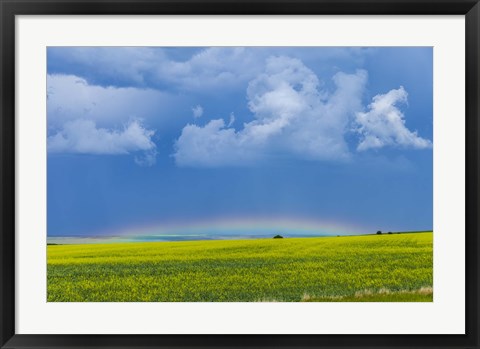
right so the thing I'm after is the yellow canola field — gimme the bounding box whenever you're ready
[47,232,433,302]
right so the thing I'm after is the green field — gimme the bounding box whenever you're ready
[47,232,433,302]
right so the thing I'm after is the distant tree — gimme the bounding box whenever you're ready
[273,235,284,239]
[388,232,393,234]
[376,231,382,235]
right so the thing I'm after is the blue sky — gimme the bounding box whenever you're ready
[47,47,433,240]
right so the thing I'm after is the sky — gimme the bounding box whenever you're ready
[47,47,433,241]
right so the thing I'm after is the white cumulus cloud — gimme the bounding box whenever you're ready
[227,113,235,127]
[48,119,157,165]
[47,74,176,128]
[174,56,368,167]
[355,86,432,151]
[46,74,173,166]
[192,105,203,118]
[174,119,263,167]
[49,47,373,92]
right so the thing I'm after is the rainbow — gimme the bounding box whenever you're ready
[111,216,369,239]
[48,216,373,244]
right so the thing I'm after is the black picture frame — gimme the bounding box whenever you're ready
[1,1,479,348]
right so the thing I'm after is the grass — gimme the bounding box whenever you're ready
[47,232,433,302]
[301,286,433,302]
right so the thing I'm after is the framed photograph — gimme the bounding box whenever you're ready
[1,1,479,348]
